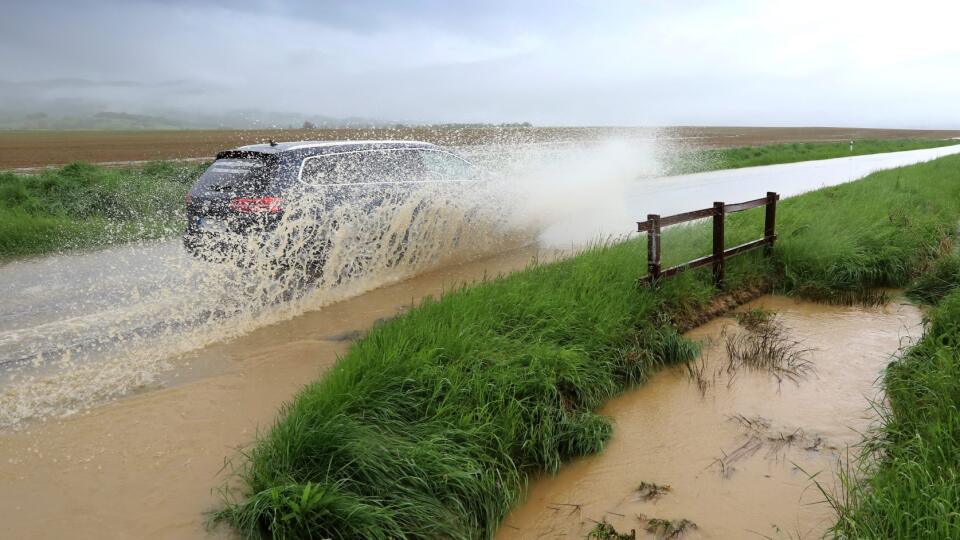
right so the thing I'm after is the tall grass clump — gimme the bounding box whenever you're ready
[906,251,960,303]
[0,161,204,258]
[827,287,960,538]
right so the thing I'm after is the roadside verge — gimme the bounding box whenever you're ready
[217,154,960,538]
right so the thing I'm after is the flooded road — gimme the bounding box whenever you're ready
[0,246,550,539]
[497,296,923,539]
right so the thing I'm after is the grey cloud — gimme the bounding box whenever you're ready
[1,0,958,128]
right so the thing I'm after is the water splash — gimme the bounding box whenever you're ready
[0,137,664,429]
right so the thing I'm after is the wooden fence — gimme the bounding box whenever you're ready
[637,192,779,288]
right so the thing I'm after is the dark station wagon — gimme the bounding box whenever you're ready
[182,140,481,268]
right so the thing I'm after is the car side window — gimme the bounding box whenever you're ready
[300,154,347,185]
[300,150,426,185]
[419,150,475,181]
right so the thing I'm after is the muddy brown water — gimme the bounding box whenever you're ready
[497,296,922,540]
[0,247,553,539]
[0,257,921,539]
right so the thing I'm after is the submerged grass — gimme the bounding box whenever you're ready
[588,520,636,540]
[722,314,813,386]
[0,161,203,258]
[666,138,957,174]
[218,154,960,538]
[636,481,671,501]
[642,517,698,539]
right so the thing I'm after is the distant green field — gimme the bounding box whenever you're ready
[667,138,957,174]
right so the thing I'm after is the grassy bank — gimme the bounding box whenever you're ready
[667,138,957,174]
[0,161,202,258]
[826,259,960,538]
[216,246,767,538]
[218,154,960,538]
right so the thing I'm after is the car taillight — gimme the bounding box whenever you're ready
[228,196,284,214]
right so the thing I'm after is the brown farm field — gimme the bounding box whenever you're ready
[2,126,959,169]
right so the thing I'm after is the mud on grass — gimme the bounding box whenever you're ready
[636,481,671,501]
[588,515,698,540]
[641,516,698,539]
[588,520,637,540]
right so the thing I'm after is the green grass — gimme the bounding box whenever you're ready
[666,138,958,174]
[0,161,204,258]
[217,154,960,539]
[761,155,960,302]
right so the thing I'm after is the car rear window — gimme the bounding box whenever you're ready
[194,158,275,193]
[300,150,426,186]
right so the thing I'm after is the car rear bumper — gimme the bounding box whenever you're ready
[182,211,281,259]
[182,230,242,261]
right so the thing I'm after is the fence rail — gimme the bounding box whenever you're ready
[637,191,779,288]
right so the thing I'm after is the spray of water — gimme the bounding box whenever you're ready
[0,137,667,429]
[463,137,666,246]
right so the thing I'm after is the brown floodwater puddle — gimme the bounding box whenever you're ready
[496,296,922,540]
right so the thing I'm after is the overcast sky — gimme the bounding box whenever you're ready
[2,0,959,127]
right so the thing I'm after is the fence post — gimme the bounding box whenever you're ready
[764,191,778,256]
[647,214,661,281]
[712,202,725,289]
